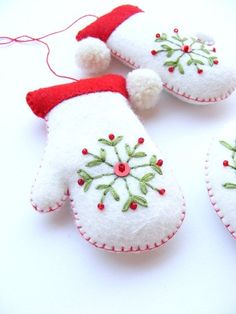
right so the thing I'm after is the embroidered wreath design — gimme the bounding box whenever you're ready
[77,134,165,212]
[220,139,236,189]
[151,28,218,75]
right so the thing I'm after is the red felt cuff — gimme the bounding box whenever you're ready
[76,5,143,42]
[26,74,128,118]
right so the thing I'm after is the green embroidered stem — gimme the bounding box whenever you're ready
[166,39,182,47]
[127,143,139,162]
[92,173,114,180]
[131,163,150,169]
[114,145,122,162]
[124,177,132,196]
[100,177,119,203]
[191,51,210,60]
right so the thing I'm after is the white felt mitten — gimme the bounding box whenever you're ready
[206,123,236,239]
[75,5,236,105]
[27,72,185,252]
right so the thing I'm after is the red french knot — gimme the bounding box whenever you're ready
[138,137,144,144]
[78,178,85,186]
[82,148,88,155]
[156,159,163,167]
[168,66,175,73]
[97,203,105,210]
[198,69,203,74]
[213,59,219,65]
[212,47,216,52]
[156,33,161,38]
[109,133,115,140]
[223,160,229,167]
[151,50,157,55]
[181,45,192,53]
[158,189,166,195]
[130,202,137,210]
[174,28,179,33]
[114,162,130,177]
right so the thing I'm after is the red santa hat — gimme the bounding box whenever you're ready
[75,5,143,74]
[27,70,162,117]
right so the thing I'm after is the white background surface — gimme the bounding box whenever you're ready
[0,0,235,313]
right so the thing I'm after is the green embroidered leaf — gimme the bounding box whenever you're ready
[223,183,236,189]
[208,58,213,66]
[172,35,182,42]
[96,184,110,190]
[100,148,106,161]
[167,50,174,58]
[150,155,157,165]
[193,59,204,65]
[110,187,120,201]
[155,38,163,42]
[182,37,188,42]
[112,136,123,146]
[201,48,210,55]
[178,63,185,75]
[125,143,132,156]
[220,140,236,152]
[187,59,193,66]
[122,198,132,212]
[132,195,148,207]
[161,33,167,40]
[164,61,176,66]
[132,152,147,158]
[161,44,172,50]
[77,169,91,180]
[141,173,155,182]
[151,165,163,175]
[84,179,92,192]
[98,138,113,146]
[86,159,103,167]
[140,182,148,195]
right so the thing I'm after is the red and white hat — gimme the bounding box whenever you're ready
[75,5,143,74]
[26,70,162,117]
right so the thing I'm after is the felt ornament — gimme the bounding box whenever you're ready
[75,4,236,105]
[206,122,236,239]
[27,71,185,252]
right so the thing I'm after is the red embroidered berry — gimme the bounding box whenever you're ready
[223,160,229,167]
[198,69,203,74]
[182,45,191,53]
[97,203,105,210]
[82,148,88,155]
[151,50,157,55]
[156,33,161,38]
[158,189,166,195]
[174,28,179,33]
[156,159,163,167]
[77,178,85,186]
[168,66,175,73]
[130,202,137,210]
[109,133,115,140]
[213,59,219,65]
[138,137,144,144]
[212,47,216,52]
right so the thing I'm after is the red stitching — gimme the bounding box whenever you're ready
[110,49,236,104]
[205,150,236,239]
[70,194,186,252]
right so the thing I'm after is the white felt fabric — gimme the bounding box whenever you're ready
[206,122,236,238]
[31,92,185,251]
[106,12,236,104]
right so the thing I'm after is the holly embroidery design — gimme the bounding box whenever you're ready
[220,139,236,189]
[77,135,165,212]
[151,28,218,75]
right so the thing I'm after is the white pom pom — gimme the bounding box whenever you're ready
[75,37,111,74]
[127,69,162,109]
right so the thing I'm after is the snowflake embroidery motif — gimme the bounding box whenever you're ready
[220,139,236,189]
[151,28,218,75]
[77,135,166,212]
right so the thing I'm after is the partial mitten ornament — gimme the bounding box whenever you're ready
[75,4,236,105]
[206,123,236,239]
[27,73,185,252]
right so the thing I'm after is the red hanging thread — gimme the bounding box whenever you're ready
[0,14,98,81]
